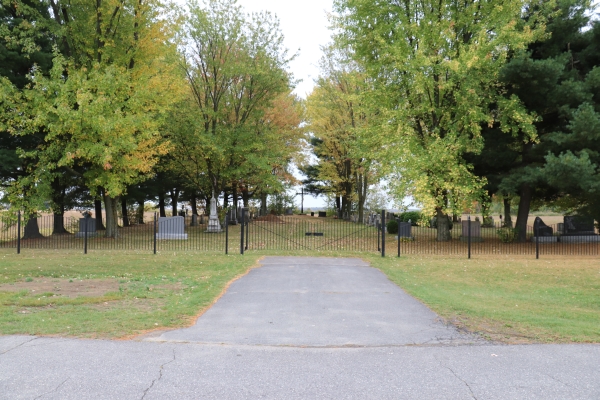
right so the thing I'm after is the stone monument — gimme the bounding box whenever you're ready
[533,216,557,243]
[560,215,599,242]
[156,216,188,240]
[460,219,483,242]
[206,193,222,233]
[75,217,97,238]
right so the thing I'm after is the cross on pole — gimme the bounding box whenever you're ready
[295,186,305,214]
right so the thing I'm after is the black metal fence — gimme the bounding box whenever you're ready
[1,210,598,257]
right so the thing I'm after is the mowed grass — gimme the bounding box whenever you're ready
[1,248,598,343]
[364,254,600,343]
[0,249,258,338]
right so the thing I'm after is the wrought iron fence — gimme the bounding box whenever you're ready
[1,210,598,257]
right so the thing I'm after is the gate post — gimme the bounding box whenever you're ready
[245,208,249,250]
[17,210,21,254]
[225,213,229,254]
[467,215,471,259]
[397,217,401,258]
[153,212,157,255]
[240,208,245,255]
[84,213,89,254]
[381,209,386,257]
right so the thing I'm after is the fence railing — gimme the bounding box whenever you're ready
[1,211,598,257]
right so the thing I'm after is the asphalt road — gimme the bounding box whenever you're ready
[1,256,598,399]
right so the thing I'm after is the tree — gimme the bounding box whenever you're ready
[334,0,540,240]
[174,0,300,207]
[490,0,600,239]
[305,52,378,223]
[1,0,184,237]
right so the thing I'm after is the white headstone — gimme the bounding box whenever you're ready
[206,194,222,232]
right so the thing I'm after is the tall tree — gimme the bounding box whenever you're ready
[1,0,184,237]
[334,0,540,240]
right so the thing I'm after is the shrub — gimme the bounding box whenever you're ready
[399,211,422,226]
[387,219,399,234]
[497,227,519,243]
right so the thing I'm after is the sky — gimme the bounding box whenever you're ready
[236,0,335,99]
[237,0,335,208]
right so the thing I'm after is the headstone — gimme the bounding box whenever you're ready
[563,216,595,236]
[310,212,314,217]
[398,222,412,238]
[460,220,483,242]
[75,217,97,237]
[228,208,238,225]
[156,216,188,239]
[206,194,222,233]
[318,211,327,218]
[285,208,293,215]
[533,217,553,237]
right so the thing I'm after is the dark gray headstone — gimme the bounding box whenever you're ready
[285,208,293,215]
[310,212,314,217]
[75,217,96,237]
[318,211,327,218]
[533,217,553,237]
[398,222,412,238]
[563,216,595,236]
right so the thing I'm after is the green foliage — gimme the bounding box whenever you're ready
[386,219,398,234]
[398,211,422,226]
[497,227,520,243]
[334,0,541,218]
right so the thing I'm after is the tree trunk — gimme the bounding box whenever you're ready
[356,172,367,224]
[222,191,229,210]
[158,192,166,217]
[121,197,130,227]
[103,195,119,238]
[335,196,341,218]
[436,207,452,242]
[232,185,238,222]
[50,178,69,234]
[136,200,145,224]
[94,198,105,231]
[242,188,250,208]
[22,214,43,240]
[170,188,180,216]
[503,198,513,228]
[515,184,532,242]
[260,192,267,215]
[52,211,69,235]
[190,192,198,215]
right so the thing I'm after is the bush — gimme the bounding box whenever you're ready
[399,211,422,226]
[387,219,399,234]
[497,227,519,243]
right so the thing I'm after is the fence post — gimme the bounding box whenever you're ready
[240,208,245,255]
[381,210,386,258]
[535,223,539,259]
[225,213,229,254]
[17,211,21,254]
[84,214,89,254]
[467,215,471,259]
[377,215,380,252]
[397,217,401,258]
[245,208,249,250]
[153,212,157,255]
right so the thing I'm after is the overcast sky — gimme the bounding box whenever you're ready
[237,0,334,99]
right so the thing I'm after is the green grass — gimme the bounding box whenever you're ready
[364,254,600,343]
[1,248,598,343]
[0,249,258,338]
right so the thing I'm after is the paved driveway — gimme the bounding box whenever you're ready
[1,256,599,399]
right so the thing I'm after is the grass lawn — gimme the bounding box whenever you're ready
[0,249,598,343]
[0,249,258,338]
[364,254,600,343]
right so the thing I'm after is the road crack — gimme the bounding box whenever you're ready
[141,349,176,399]
[434,355,477,399]
[33,377,70,399]
[1,336,38,355]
